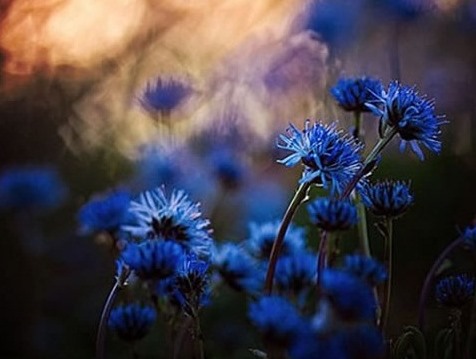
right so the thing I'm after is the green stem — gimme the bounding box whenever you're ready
[353,111,362,140]
[264,182,311,294]
[380,218,393,335]
[192,314,205,359]
[316,231,329,289]
[356,197,371,257]
[452,309,462,359]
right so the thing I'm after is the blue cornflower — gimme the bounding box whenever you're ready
[248,296,304,349]
[139,77,192,114]
[435,274,475,308]
[376,0,432,21]
[275,251,317,295]
[77,189,130,234]
[463,225,476,249]
[213,243,263,294]
[120,240,185,280]
[342,254,387,287]
[0,166,66,212]
[278,121,363,193]
[207,146,244,190]
[122,187,213,258]
[366,82,445,160]
[108,303,156,342]
[174,254,210,316]
[362,180,413,218]
[331,77,383,113]
[246,220,305,260]
[321,269,377,321]
[307,198,358,231]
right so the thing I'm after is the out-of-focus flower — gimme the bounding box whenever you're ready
[366,82,445,160]
[213,243,263,294]
[463,225,476,249]
[342,254,387,287]
[77,189,130,234]
[122,187,213,258]
[0,166,66,212]
[108,303,156,342]
[275,251,317,295]
[321,269,377,321]
[278,121,363,193]
[331,77,383,113]
[138,77,192,114]
[248,295,304,350]
[207,145,245,190]
[435,274,475,308]
[362,180,413,218]
[246,220,305,260]
[121,240,185,280]
[375,0,433,21]
[307,198,358,232]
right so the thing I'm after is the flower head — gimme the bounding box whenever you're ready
[246,220,305,260]
[331,77,383,113]
[121,240,185,280]
[362,180,413,218]
[139,77,192,114]
[213,243,263,294]
[342,254,387,287]
[278,121,363,193]
[307,198,358,231]
[275,251,317,295]
[122,187,212,258]
[78,189,130,234]
[108,303,156,342]
[366,82,445,160]
[0,166,66,212]
[321,269,377,321]
[435,274,475,308]
[248,295,304,349]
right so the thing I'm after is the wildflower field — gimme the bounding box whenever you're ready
[0,1,476,358]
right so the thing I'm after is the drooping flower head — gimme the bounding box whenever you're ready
[78,189,130,234]
[139,77,192,114]
[321,269,377,321]
[435,274,475,308]
[342,254,388,287]
[278,121,363,193]
[120,240,185,280]
[307,198,358,232]
[331,76,383,113]
[108,303,156,342]
[213,243,263,294]
[362,180,413,218]
[366,82,445,160]
[122,187,213,258]
[0,166,66,212]
[246,220,305,260]
[248,295,304,349]
[275,251,317,296]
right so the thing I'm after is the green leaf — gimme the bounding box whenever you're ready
[434,328,454,359]
[393,326,427,359]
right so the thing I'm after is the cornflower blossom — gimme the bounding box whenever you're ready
[122,187,213,258]
[342,254,388,287]
[320,269,377,321]
[435,274,475,308]
[213,243,263,294]
[108,303,156,342]
[331,77,383,113]
[278,121,363,193]
[139,77,192,114]
[0,166,66,211]
[248,296,304,350]
[307,198,358,232]
[366,82,445,160]
[275,251,317,295]
[78,190,130,234]
[362,180,413,218]
[120,240,185,280]
[246,220,305,260]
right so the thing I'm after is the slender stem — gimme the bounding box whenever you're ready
[353,111,362,140]
[452,309,462,359]
[464,252,476,359]
[264,182,311,294]
[96,281,121,359]
[129,342,139,359]
[355,196,371,257]
[174,317,193,359]
[316,231,328,288]
[417,238,465,330]
[192,314,205,359]
[380,218,393,335]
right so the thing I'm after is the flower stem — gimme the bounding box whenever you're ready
[353,111,362,140]
[356,197,371,257]
[417,238,465,330]
[316,230,329,288]
[192,314,205,359]
[264,182,311,295]
[464,251,476,359]
[380,218,393,335]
